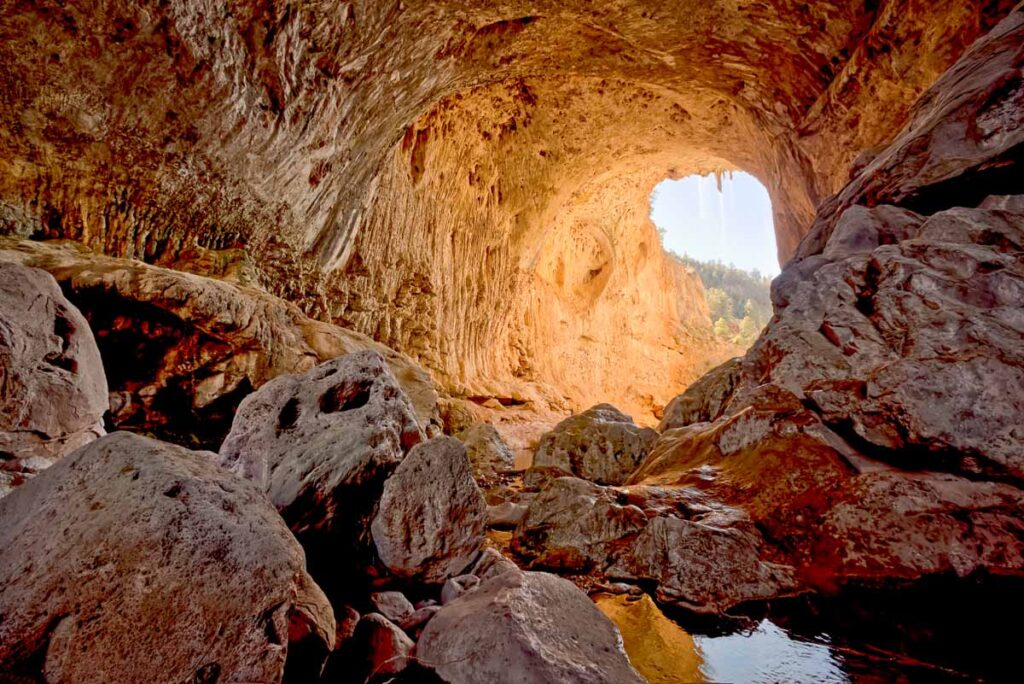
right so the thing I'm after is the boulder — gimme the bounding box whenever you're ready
[487,501,528,529]
[417,570,644,684]
[350,613,415,680]
[467,547,520,581]
[369,591,415,625]
[0,239,439,449]
[0,262,106,480]
[219,350,423,598]
[372,436,487,584]
[511,477,646,573]
[455,423,515,479]
[0,431,335,682]
[607,513,798,614]
[525,404,657,487]
[441,574,481,604]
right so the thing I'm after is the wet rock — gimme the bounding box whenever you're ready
[455,423,515,479]
[608,513,798,614]
[0,262,106,473]
[0,239,439,449]
[372,436,487,584]
[219,350,423,598]
[511,477,647,573]
[526,404,658,487]
[370,591,415,624]
[441,574,481,604]
[418,570,644,683]
[0,431,335,681]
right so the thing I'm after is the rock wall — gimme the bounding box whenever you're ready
[0,0,1016,419]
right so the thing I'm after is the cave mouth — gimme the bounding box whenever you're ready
[650,172,778,352]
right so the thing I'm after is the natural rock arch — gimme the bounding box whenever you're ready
[0,0,1014,416]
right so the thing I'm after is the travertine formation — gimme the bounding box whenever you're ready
[2,1,1011,420]
[0,1,1022,682]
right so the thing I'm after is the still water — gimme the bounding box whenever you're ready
[598,576,1018,683]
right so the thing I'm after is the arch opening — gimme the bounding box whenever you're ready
[650,172,777,352]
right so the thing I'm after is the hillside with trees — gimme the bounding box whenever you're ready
[668,252,773,348]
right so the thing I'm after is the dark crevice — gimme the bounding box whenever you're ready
[319,381,371,414]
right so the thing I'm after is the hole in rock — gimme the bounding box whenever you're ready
[651,172,778,352]
[319,380,372,414]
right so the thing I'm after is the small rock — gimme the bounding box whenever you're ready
[353,613,415,679]
[467,547,520,581]
[370,591,415,624]
[418,570,644,683]
[487,501,528,528]
[441,574,481,604]
[372,436,487,583]
[400,605,442,638]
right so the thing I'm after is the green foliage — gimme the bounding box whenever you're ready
[669,251,773,348]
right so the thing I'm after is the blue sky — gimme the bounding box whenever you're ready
[650,172,780,276]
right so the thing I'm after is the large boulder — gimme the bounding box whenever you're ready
[0,431,335,682]
[0,239,439,449]
[417,570,644,684]
[0,262,106,493]
[511,477,646,573]
[525,404,657,487]
[607,512,798,614]
[219,350,423,597]
[455,423,515,480]
[371,436,487,584]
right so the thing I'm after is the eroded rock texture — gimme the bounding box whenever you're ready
[632,7,1024,596]
[418,570,644,684]
[220,350,423,599]
[0,239,439,448]
[0,261,106,493]
[0,431,335,683]
[2,0,1011,420]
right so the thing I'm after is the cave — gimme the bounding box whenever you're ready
[1,2,1023,683]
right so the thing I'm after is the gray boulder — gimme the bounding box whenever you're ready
[511,477,646,573]
[526,404,657,487]
[219,350,424,596]
[0,262,107,493]
[418,570,644,683]
[372,436,487,583]
[455,423,515,479]
[0,432,335,682]
[369,591,415,624]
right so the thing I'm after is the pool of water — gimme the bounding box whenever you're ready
[599,574,1019,683]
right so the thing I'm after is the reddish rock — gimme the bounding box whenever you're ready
[0,239,439,449]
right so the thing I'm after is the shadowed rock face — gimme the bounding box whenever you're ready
[0,0,1013,420]
[0,431,335,682]
[0,239,440,450]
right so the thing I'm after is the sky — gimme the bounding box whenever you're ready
[649,172,780,276]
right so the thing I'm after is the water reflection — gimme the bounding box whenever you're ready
[696,619,846,683]
[596,591,981,684]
